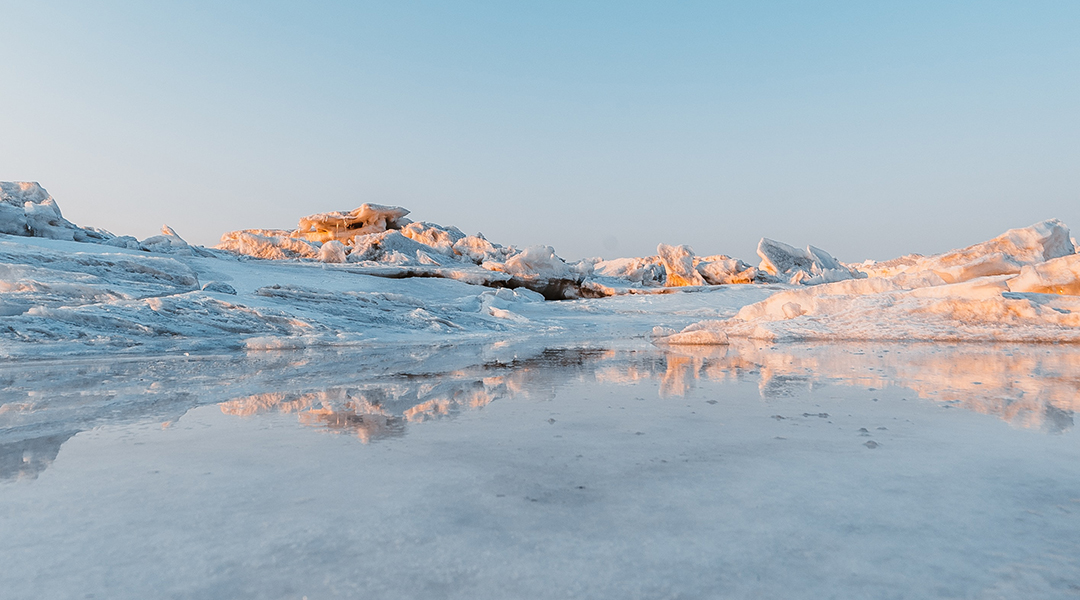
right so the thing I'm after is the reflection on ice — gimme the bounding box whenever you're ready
[219,380,505,442]
[3,342,1078,480]
[214,343,1080,443]
[657,342,1079,433]
[218,349,609,442]
[0,432,75,481]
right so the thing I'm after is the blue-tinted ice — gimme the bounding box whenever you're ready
[2,341,1079,599]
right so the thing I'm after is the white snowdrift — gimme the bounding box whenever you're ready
[857,219,1074,283]
[656,220,1080,345]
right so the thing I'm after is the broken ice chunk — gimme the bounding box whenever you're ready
[657,243,705,287]
[202,281,237,295]
[757,238,863,285]
[295,203,412,244]
[318,240,347,263]
[1007,253,1080,295]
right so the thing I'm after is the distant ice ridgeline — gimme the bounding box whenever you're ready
[4,180,1080,351]
[216,202,869,298]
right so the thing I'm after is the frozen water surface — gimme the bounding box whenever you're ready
[2,342,1080,599]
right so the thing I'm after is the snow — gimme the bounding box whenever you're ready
[654,219,1080,345]
[858,219,1074,283]
[4,183,1080,598]
[1007,253,1080,295]
[3,183,1080,355]
[657,243,705,287]
[592,255,666,285]
[0,182,110,242]
[757,237,865,285]
[295,203,412,243]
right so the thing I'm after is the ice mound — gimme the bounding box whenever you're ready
[757,238,865,285]
[0,182,110,243]
[217,205,587,299]
[654,219,1080,344]
[0,182,220,257]
[295,204,412,243]
[859,219,1075,284]
[660,274,1080,344]
[217,203,414,259]
[588,246,758,294]
[217,229,321,260]
[695,255,757,285]
[400,222,466,255]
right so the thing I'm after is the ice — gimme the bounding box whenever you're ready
[669,275,1080,343]
[3,344,1079,598]
[660,220,1080,344]
[400,221,466,255]
[6,180,1080,598]
[589,249,757,292]
[294,203,412,243]
[4,180,1080,353]
[0,182,110,243]
[695,254,757,285]
[592,256,666,286]
[138,225,197,255]
[652,320,730,345]
[757,237,864,285]
[1007,253,1080,295]
[657,243,705,287]
[451,232,515,264]
[217,204,415,260]
[859,219,1075,283]
[216,229,322,260]
[201,281,237,295]
[486,245,570,280]
[317,239,347,263]
[102,235,142,250]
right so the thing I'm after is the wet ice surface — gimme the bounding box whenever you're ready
[2,343,1080,599]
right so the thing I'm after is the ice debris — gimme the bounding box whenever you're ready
[658,244,705,287]
[202,281,237,295]
[0,182,110,243]
[757,238,866,285]
[0,182,218,257]
[217,205,586,299]
[655,220,1080,344]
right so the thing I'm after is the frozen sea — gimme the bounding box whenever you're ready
[2,341,1080,599]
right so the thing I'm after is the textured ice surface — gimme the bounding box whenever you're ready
[2,342,1078,599]
[4,183,1080,350]
[858,219,1075,283]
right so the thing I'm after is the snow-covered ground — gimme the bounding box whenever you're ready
[3,181,1080,357]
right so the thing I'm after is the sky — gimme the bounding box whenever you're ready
[2,1,1078,263]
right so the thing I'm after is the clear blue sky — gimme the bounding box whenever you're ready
[3,1,1078,262]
